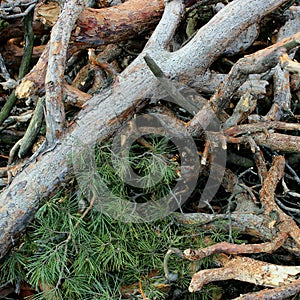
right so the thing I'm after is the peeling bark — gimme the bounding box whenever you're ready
[189,254,300,292]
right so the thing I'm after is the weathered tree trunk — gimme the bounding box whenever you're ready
[0,0,290,259]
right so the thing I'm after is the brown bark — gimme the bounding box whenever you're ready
[72,0,165,51]
[184,238,286,261]
[253,132,300,153]
[64,82,91,108]
[260,156,300,248]
[2,41,44,66]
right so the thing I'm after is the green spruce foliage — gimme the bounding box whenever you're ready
[0,135,237,299]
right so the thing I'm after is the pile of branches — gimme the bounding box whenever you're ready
[0,0,300,298]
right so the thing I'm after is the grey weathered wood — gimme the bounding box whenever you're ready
[45,0,85,144]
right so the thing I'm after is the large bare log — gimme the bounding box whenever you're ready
[0,0,290,259]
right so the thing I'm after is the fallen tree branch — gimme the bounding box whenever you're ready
[44,0,85,144]
[223,120,300,136]
[9,96,44,161]
[183,237,286,261]
[267,64,291,120]
[233,279,300,300]
[253,132,300,153]
[189,254,300,293]
[260,155,300,249]
[72,0,165,51]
